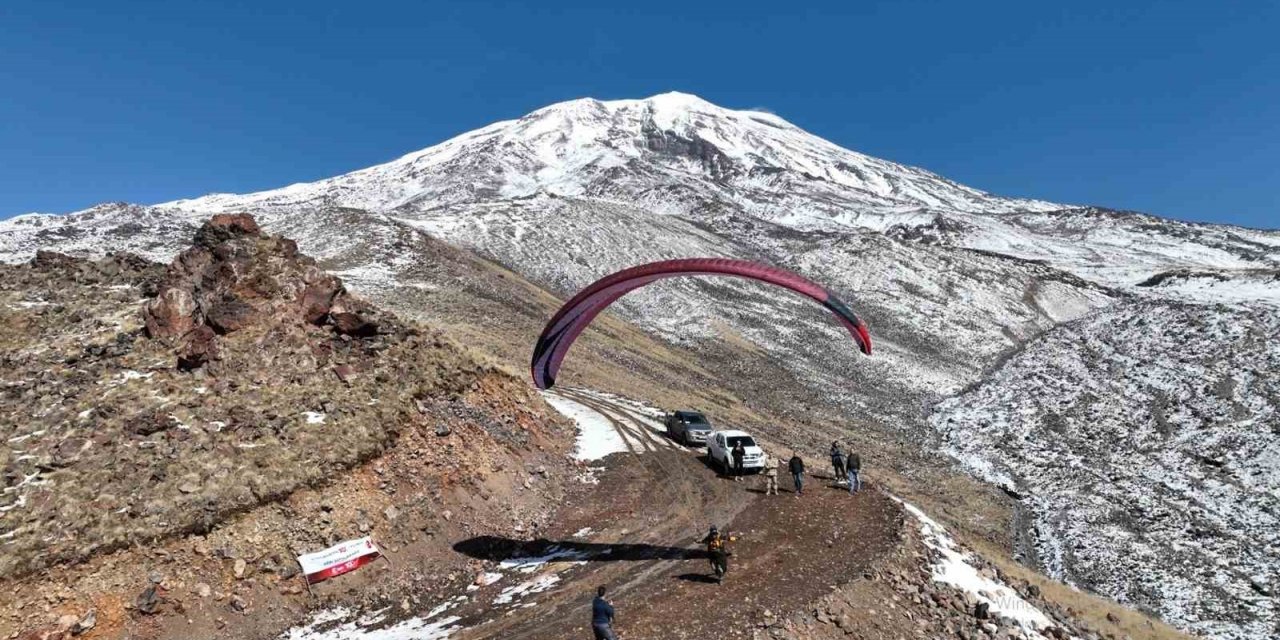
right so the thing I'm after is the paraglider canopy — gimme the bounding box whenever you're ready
[530,258,872,390]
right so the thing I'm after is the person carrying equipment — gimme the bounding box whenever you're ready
[789,452,806,496]
[591,585,618,639]
[702,525,733,582]
[830,441,846,484]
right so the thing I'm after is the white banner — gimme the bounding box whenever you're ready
[296,536,382,584]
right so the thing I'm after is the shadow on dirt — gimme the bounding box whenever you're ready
[454,536,709,563]
[674,573,719,584]
[695,454,763,479]
[744,487,795,495]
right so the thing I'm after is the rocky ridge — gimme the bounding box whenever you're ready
[0,214,570,582]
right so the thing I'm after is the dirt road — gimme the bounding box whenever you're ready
[441,393,902,640]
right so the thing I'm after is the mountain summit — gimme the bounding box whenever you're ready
[160,91,1059,221]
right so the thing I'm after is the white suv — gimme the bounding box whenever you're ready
[706,430,765,475]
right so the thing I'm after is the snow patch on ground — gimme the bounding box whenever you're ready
[498,546,590,573]
[541,393,628,460]
[895,498,1053,636]
[281,606,461,640]
[493,574,561,605]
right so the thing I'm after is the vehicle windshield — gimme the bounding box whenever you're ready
[727,436,756,448]
[678,412,708,425]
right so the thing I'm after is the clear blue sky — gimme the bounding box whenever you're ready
[2,1,1276,228]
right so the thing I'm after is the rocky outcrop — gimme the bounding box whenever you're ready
[142,213,387,371]
[0,216,565,586]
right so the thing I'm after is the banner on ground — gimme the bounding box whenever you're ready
[296,536,383,584]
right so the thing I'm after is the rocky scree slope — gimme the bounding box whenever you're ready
[931,301,1280,639]
[0,214,564,581]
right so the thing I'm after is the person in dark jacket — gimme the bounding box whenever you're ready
[788,452,805,496]
[701,525,731,582]
[830,442,846,485]
[846,448,862,494]
[731,441,746,482]
[592,586,618,639]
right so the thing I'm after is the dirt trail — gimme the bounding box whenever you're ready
[441,397,902,640]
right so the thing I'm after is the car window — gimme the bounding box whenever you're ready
[727,436,756,448]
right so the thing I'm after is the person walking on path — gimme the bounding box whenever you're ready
[846,448,862,494]
[830,442,846,485]
[592,586,618,639]
[762,452,779,495]
[788,452,805,497]
[731,441,746,482]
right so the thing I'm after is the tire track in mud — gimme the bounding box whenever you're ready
[557,388,676,456]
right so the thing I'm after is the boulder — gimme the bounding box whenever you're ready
[177,326,219,371]
[205,296,257,334]
[143,288,198,338]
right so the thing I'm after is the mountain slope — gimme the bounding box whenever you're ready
[932,301,1279,639]
[3,92,1279,639]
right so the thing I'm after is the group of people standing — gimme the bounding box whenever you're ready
[759,442,861,496]
[830,441,862,493]
[588,441,866,638]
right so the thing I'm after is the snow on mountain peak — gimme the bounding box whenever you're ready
[155,92,1061,221]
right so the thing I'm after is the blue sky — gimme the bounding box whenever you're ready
[2,1,1276,228]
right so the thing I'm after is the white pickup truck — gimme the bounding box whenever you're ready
[705,430,765,475]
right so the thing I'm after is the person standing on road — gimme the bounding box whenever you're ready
[830,441,846,485]
[702,525,731,582]
[762,452,779,495]
[592,586,618,639]
[788,452,805,496]
[846,448,862,494]
[731,441,746,482]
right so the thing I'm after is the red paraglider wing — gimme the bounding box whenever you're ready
[530,258,872,390]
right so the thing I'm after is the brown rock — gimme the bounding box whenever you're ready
[143,288,198,338]
[205,296,256,334]
[332,312,378,337]
[194,213,261,248]
[177,326,219,371]
[129,409,172,436]
[300,280,342,325]
[334,364,357,384]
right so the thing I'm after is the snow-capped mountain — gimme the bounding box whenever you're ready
[159,92,1060,217]
[3,92,1278,638]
